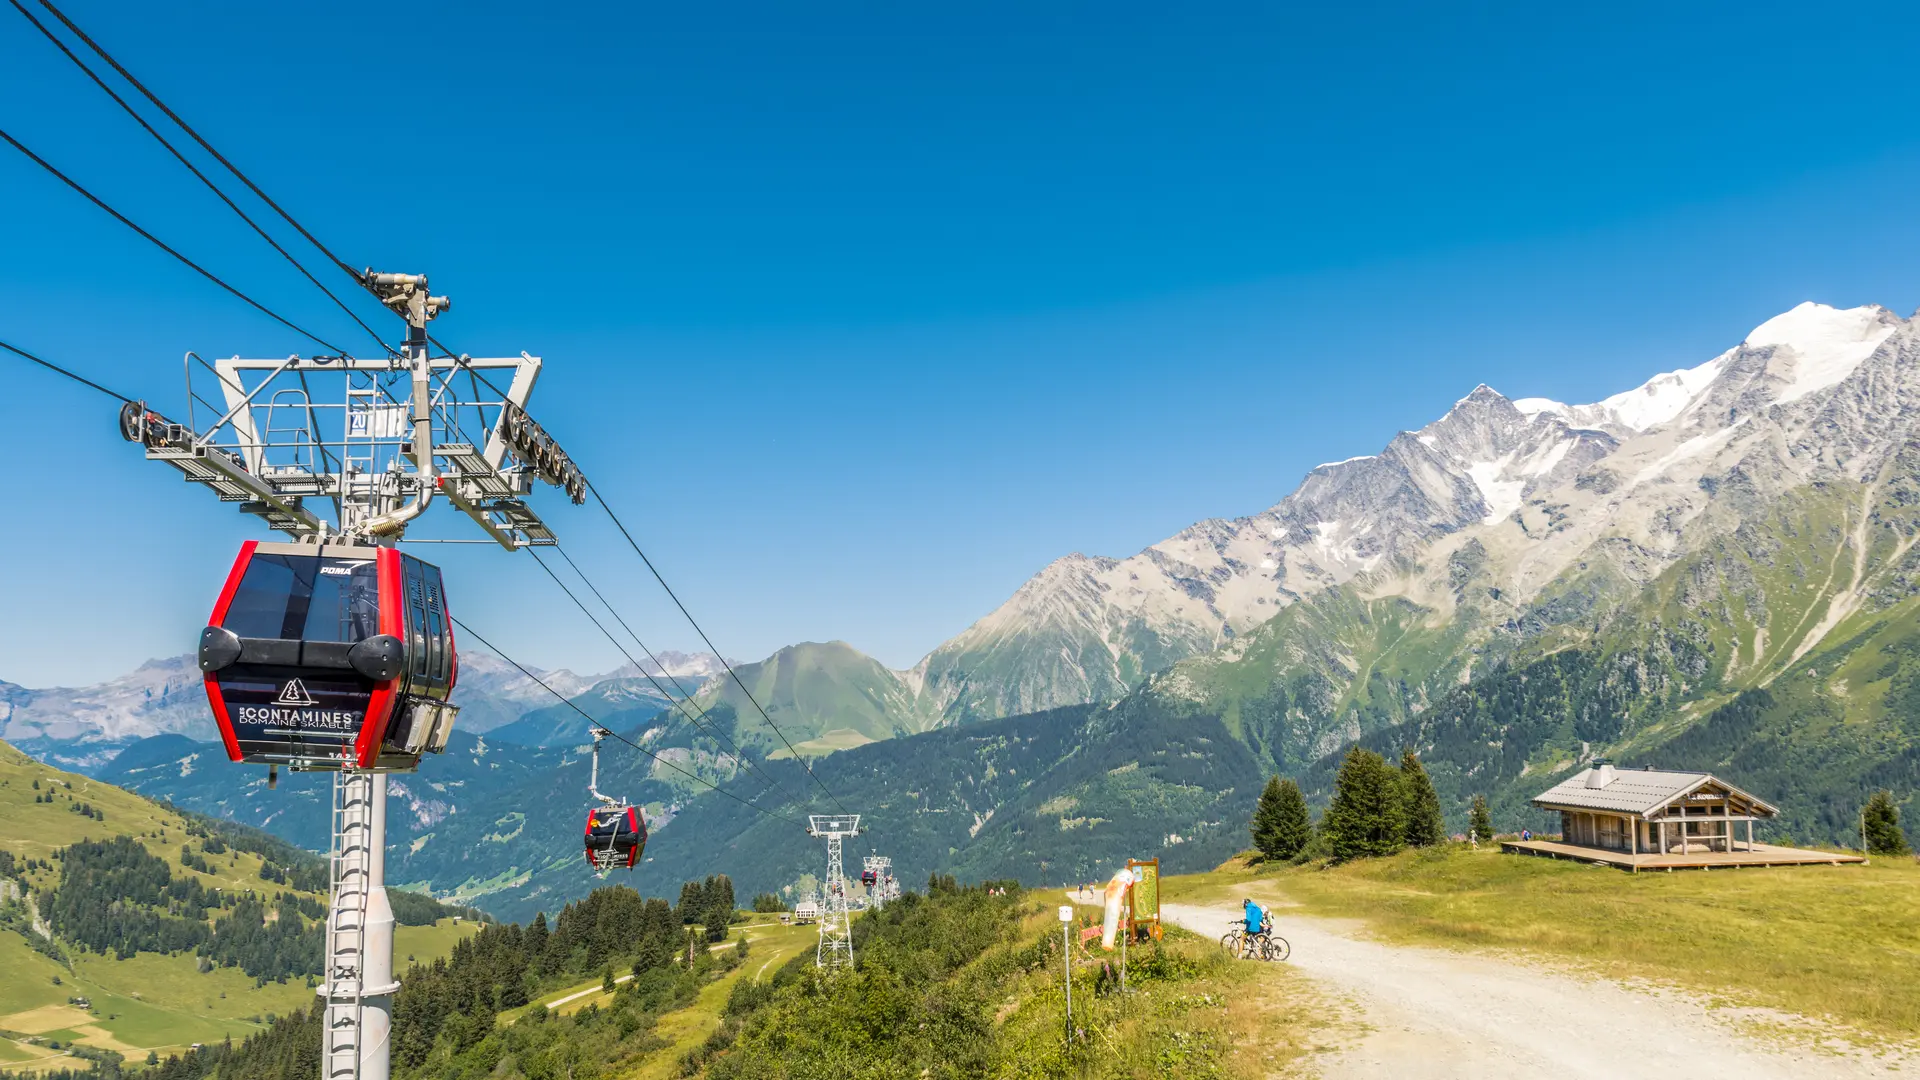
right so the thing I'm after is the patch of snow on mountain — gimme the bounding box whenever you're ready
[1316,455,1375,469]
[1512,398,1569,419]
[1629,419,1748,487]
[1526,435,1574,478]
[1746,302,1896,404]
[1416,433,1438,447]
[1465,458,1525,524]
[1308,521,1351,568]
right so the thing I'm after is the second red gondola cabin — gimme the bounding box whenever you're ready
[585,805,647,871]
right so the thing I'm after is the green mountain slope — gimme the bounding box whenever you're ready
[1285,474,1920,840]
[689,641,934,756]
[0,740,329,1066]
[0,740,478,1071]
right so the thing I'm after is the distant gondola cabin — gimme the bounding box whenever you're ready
[584,804,646,872]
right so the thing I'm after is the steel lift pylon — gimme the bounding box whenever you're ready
[122,270,584,1080]
[808,815,862,971]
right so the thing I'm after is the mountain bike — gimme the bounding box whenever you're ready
[1220,919,1290,961]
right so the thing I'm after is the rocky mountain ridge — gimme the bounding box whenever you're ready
[678,300,1917,744]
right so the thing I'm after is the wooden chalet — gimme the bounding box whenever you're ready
[1504,762,1864,870]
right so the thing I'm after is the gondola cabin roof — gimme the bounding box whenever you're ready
[1532,764,1778,818]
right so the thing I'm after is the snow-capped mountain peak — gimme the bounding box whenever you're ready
[908,299,1918,725]
[1511,302,1897,437]
[1510,353,1728,435]
[1743,301,1898,405]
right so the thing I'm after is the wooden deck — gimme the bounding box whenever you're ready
[1501,839,1867,871]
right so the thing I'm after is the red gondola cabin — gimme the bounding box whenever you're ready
[585,804,647,871]
[198,539,459,771]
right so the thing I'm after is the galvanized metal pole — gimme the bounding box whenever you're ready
[1063,921,1071,1042]
[1058,904,1074,1043]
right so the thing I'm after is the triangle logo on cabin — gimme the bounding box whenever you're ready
[275,679,317,707]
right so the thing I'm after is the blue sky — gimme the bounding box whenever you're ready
[4,1,1920,686]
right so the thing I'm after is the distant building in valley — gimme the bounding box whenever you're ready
[1506,761,1863,870]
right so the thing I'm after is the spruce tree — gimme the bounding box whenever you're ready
[704,901,731,943]
[1864,790,1910,856]
[1249,776,1286,860]
[1322,748,1406,861]
[1399,750,1446,848]
[1262,778,1313,861]
[1469,794,1494,843]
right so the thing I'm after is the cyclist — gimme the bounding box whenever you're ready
[1243,897,1268,937]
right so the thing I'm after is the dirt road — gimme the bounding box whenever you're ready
[1161,901,1916,1079]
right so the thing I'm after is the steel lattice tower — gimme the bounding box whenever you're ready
[808,815,861,970]
[862,855,892,910]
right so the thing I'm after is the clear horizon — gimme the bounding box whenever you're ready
[5,2,1920,686]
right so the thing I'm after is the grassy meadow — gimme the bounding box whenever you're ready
[625,916,820,1080]
[1165,844,1920,1038]
[988,904,1333,1079]
[0,741,483,1071]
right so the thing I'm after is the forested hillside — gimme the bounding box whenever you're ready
[0,740,478,1072]
[105,878,1289,1080]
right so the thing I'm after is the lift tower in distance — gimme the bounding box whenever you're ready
[808,814,862,970]
[863,855,892,910]
[121,270,582,1080]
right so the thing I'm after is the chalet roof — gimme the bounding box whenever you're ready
[1531,766,1778,817]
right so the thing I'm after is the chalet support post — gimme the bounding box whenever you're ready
[1746,819,1753,851]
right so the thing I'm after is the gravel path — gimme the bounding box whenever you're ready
[1160,901,1917,1079]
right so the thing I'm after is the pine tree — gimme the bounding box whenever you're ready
[677,880,705,923]
[1469,794,1494,843]
[1322,748,1406,861]
[1251,777,1312,861]
[1864,790,1910,856]
[1399,750,1446,848]
[703,901,731,944]
[1249,776,1286,860]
